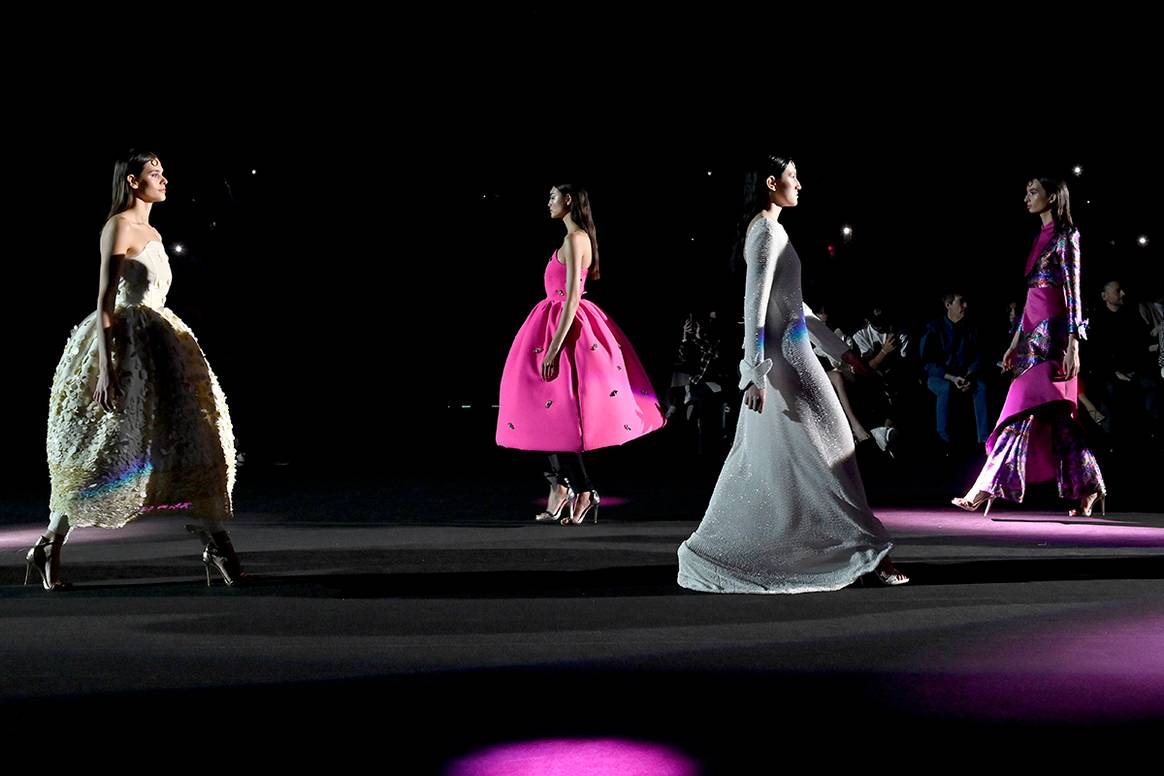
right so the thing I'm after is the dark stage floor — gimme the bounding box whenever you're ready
[2,463,1162,772]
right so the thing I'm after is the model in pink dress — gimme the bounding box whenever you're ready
[496,184,664,524]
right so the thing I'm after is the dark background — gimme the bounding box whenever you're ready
[4,53,1160,514]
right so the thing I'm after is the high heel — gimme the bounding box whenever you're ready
[535,485,575,523]
[186,525,246,586]
[24,536,70,591]
[873,568,910,586]
[561,490,600,525]
[1068,491,1106,518]
[871,558,909,586]
[951,491,995,516]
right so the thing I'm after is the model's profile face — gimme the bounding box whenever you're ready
[1024,179,1051,214]
[130,157,167,203]
[769,163,800,208]
[548,187,570,219]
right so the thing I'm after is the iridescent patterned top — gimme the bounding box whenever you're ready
[1013,223,1085,376]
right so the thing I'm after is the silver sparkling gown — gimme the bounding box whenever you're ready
[677,217,892,593]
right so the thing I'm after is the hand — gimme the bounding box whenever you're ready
[93,367,121,411]
[1059,340,1080,380]
[1001,345,1017,372]
[541,348,561,381]
[879,334,899,355]
[743,383,765,413]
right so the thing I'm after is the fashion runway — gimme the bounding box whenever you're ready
[3,468,1161,772]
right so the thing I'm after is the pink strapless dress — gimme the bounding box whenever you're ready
[496,253,665,452]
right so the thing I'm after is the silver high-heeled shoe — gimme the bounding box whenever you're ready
[951,491,995,517]
[561,490,600,525]
[536,484,575,523]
